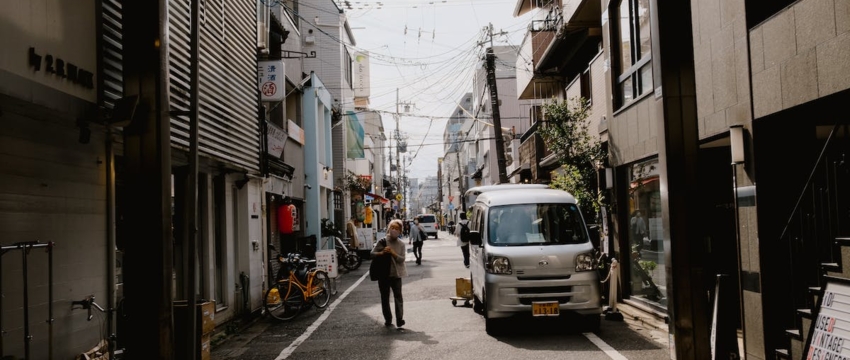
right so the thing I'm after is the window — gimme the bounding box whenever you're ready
[580,69,592,105]
[282,0,299,31]
[614,0,652,108]
[344,50,353,89]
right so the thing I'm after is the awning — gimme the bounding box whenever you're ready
[365,192,389,203]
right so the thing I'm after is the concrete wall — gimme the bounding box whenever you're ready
[0,0,97,103]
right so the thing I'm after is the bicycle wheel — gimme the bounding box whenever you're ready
[264,280,304,321]
[310,271,332,309]
[343,253,362,271]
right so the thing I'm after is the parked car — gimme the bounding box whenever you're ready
[416,214,439,239]
[465,185,602,335]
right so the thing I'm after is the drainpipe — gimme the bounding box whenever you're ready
[106,131,117,359]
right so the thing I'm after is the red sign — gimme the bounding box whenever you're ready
[261,82,277,97]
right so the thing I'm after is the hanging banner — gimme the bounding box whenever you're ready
[346,111,365,158]
[353,51,370,98]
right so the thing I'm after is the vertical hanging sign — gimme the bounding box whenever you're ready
[258,60,285,102]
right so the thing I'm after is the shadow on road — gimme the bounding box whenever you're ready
[378,326,440,345]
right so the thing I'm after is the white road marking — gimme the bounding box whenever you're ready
[584,332,629,360]
[275,271,370,359]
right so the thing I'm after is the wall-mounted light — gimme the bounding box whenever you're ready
[730,125,745,165]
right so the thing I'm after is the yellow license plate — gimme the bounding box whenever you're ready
[532,301,560,317]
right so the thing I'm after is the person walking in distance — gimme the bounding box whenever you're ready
[371,219,408,328]
[455,212,471,268]
[409,219,425,265]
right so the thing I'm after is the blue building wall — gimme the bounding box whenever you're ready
[302,72,333,243]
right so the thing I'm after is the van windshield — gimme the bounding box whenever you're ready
[488,203,588,246]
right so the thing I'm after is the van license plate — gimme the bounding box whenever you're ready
[532,301,559,317]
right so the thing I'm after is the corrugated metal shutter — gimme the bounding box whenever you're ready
[101,0,123,109]
[169,0,260,172]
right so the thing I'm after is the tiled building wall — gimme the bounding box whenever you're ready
[691,0,752,139]
[750,0,850,118]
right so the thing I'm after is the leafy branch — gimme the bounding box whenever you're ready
[342,171,372,194]
[537,97,608,222]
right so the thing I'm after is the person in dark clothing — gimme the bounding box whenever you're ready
[409,219,425,265]
[371,219,407,328]
[454,212,470,268]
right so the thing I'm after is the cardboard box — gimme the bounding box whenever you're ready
[456,278,472,298]
[201,333,211,360]
[174,300,216,335]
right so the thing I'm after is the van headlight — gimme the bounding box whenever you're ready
[575,253,594,272]
[487,256,512,275]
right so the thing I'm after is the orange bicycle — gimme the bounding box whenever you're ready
[264,252,331,321]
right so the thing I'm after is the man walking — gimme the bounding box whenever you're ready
[454,213,470,268]
[409,219,425,265]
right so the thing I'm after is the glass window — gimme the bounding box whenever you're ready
[487,203,588,246]
[639,64,653,95]
[618,0,632,74]
[613,0,653,108]
[628,160,666,307]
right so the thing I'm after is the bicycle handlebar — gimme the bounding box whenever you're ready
[72,295,106,321]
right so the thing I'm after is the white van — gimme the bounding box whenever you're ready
[465,185,601,335]
[416,214,439,239]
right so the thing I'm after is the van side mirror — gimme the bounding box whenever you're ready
[587,224,601,249]
[469,231,482,246]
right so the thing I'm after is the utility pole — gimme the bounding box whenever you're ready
[456,150,466,212]
[394,88,414,217]
[395,88,401,217]
[483,23,509,184]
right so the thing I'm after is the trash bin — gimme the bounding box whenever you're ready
[174,300,215,360]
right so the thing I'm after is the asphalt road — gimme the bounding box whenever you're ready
[212,230,671,360]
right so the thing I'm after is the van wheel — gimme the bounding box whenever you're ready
[485,314,504,336]
[473,295,484,314]
[585,314,601,333]
[471,276,484,314]
[484,294,504,336]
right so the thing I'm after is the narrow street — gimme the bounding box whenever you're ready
[212,231,670,360]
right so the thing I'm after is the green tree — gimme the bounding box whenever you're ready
[537,97,607,222]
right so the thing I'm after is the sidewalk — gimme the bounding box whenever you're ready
[209,259,368,352]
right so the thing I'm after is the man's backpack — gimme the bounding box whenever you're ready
[459,221,471,243]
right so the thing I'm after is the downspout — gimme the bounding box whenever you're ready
[106,131,117,359]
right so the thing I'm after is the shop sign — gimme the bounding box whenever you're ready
[28,47,94,89]
[288,119,304,145]
[805,281,850,360]
[264,175,289,196]
[266,121,287,157]
[315,250,338,278]
[258,60,284,102]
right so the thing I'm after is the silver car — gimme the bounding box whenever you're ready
[466,187,601,335]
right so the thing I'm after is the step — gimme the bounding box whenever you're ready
[785,329,802,340]
[808,286,823,295]
[835,237,850,246]
[797,308,813,319]
[822,262,841,272]
[775,348,790,359]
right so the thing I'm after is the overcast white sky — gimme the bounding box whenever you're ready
[344,0,534,181]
